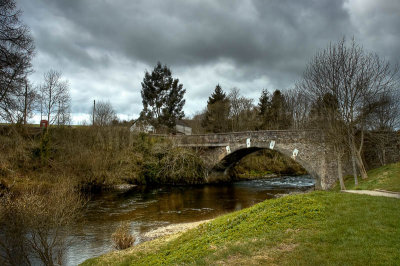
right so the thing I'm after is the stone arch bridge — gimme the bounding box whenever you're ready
[170,130,338,190]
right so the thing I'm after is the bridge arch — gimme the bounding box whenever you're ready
[209,145,320,188]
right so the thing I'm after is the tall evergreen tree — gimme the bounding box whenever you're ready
[207,84,226,104]
[269,90,291,129]
[140,62,186,130]
[258,89,271,129]
[258,89,292,130]
[258,89,270,116]
[202,84,230,133]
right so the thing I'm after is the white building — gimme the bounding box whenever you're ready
[130,120,155,133]
[130,120,192,135]
[175,121,192,135]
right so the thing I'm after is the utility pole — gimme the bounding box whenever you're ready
[40,90,43,121]
[92,100,96,125]
[58,100,60,125]
[23,80,28,125]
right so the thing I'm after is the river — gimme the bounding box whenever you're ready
[65,175,315,265]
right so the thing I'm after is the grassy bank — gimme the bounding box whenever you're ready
[339,162,400,192]
[0,126,210,191]
[82,190,400,265]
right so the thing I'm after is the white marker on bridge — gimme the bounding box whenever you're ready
[226,145,231,154]
[292,148,299,159]
[246,138,251,148]
[269,140,275,150]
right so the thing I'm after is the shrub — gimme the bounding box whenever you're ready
[112,222,135,250]
[159,147,207,184]
[0,182,83,265]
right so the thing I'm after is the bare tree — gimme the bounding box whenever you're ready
[297,38,398,182]
[15,79,39,124]
[40,70,71,125]
[228,88,255,131]
[0,0,35,122]
[92,100,117,126]
[284,88,310,130]
[186,110,207,134]
[56,98,71,126]
[365,90,400,166]
[0,183,82,265]
[367,90,400,131]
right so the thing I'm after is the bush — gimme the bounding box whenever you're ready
[0,126,209,190]
[0,182,83,265]
[159,147,207,184]
[112,222,135,250]
[139,144,207,185]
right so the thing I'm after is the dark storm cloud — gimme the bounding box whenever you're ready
[18,0,400,122]
[34,0,351,68]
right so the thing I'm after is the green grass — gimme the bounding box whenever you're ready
[342,162,400,192]
[82,191,400,265]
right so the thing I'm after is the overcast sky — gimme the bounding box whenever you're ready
[18,0,400,124]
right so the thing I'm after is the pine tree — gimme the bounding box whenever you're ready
[202,84,230,133]
[269,90,291,129]
[259,89,292,130]
[258,89,270,116]
[207,84,226,105]
[140,62,186,130]
[258,89,271,129]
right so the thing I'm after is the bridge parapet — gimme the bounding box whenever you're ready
[172,130,325,147]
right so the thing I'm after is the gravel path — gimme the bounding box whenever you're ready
[342,190,400,199]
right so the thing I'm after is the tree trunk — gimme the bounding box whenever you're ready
[337,151,346,191]
[350,133,368,179]
[47,88,52,123]
[351,153,358,186]
[348,134,358,186]
[355,149,368,179]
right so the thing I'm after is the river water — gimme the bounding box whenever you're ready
[65,175,315,265]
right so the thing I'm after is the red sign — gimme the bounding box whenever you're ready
[40,120,48,128]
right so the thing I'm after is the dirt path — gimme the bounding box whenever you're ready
[342,190,400,199]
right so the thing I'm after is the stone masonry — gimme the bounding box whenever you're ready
[171,130,340,190]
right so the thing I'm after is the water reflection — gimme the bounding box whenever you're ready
[66,175,314,265]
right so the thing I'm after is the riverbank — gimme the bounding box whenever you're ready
[0,126,207,194]
[82,163,400,265]
[340,162,400,192]
[82,190,400,265]
[143,219,213,240]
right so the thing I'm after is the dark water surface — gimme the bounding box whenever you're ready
[66,175,315,265]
